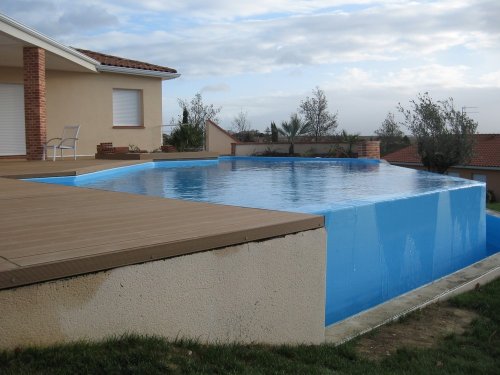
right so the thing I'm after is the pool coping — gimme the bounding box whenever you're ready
[325,251,500,345]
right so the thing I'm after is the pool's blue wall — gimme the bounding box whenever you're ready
[322,185,486,325]
[486,213,500,255]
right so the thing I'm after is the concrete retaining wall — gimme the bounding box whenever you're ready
[233,142,350,156]
[232,141,381,158]
[0,228,326,349]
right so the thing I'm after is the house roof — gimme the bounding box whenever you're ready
[76,48,177,74]
[384,134,500,168]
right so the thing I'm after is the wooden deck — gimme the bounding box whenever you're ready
[0,159,323,289]
[0,151,218,179]
[0,159,148,179]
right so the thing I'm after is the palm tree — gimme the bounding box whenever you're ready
[341,129,361,157]
[279,113,309,155]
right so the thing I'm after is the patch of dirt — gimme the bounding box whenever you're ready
[355,302,478,361]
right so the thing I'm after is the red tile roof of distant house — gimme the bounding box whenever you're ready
[384,134,500,168]
[76,48,177,73]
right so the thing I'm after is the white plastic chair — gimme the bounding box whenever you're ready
[43,125,80,161]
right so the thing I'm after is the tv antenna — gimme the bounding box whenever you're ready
[461,106,479,116]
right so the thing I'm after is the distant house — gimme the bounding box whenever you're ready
[0,13,179,159]
[384,134,500,201]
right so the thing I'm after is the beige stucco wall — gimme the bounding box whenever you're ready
[0,67,163,156]
[47,70,163,156]
[206,121,235,155]
[389,162,500,201]
[448,167,500,200]
[0,228,326,349]
[0,66,23,83]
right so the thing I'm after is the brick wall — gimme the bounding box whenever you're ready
[358,140,380,159]
[23,47,46,160]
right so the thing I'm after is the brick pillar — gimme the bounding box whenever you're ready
[358,140,380,159]
[23,47,47,160]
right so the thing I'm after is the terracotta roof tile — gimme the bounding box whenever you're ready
[384,144,421,164]
[75,48,177,74]
[384,134,500,168]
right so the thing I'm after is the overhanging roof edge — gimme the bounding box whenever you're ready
[0,12,99,72]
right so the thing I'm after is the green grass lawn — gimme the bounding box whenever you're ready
[487,202,500,212]
[1,278,499,374]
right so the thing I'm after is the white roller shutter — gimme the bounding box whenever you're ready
[0,84,26,156]
[112,89,142,126]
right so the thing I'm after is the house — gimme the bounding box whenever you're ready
[0,13,179,160]
[384,134,500,201]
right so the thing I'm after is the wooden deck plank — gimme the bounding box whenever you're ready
[0,161,324,289]
[0,258,19,272]
[1,210,317,258]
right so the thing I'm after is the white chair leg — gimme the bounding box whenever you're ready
[43,147,46,161]
[52,146,56,162]
[60,148,63,161]
[73,148,76,160]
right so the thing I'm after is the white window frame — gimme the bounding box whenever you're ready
[112,89,143,127]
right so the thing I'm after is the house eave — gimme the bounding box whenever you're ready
[97,65,181,80]
[452,165,500,172]
[0,13,99,72]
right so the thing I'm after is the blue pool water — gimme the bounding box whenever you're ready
[29,157,488,325]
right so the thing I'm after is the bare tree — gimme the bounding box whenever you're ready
[231,110,251,133]
[299,87,338,141]
[177,93,221,129]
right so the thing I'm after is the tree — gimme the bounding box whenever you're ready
[181,107,189,124]
[398,93,477,174]
[341,129,361,157]
[177,93,221,130]
[264,127,271,142]
[279,113,309,155]
[231,110,254,141]
[174,93,221,151]
[270,121,279,142]
[375,112,408,155]
[170,123,203,152]
[231,110,251,133]
[299,87,338,142]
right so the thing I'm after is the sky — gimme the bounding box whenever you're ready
[1,0,499,135]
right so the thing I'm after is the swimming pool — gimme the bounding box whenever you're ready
[29,157,487,325]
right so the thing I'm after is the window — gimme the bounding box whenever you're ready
[472,174,487,183]
[112,89,143,127]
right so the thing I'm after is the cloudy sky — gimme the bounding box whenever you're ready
[2,0,499,134]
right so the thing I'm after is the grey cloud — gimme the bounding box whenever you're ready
[0,1,119,38]
[57,5,119,32]
[10,0,499,77]
[201,83,231,93]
